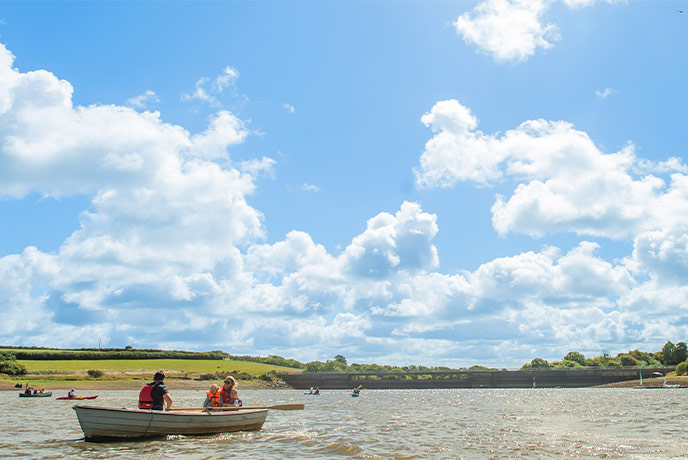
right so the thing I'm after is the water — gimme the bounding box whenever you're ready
[2,388,687,459]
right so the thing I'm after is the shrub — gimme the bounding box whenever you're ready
[676,361,688,376]
[0,360,26,376]
[87,369,104,378]
[619,355,637,367]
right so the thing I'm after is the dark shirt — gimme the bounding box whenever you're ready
[150,382,169,410]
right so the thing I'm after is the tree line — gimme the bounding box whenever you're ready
[521,341,688,373]
[0,346,227,361]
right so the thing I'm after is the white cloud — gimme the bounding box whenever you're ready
[301,183,320,192]
[283,103,295,114]
[455,0,623,63]
[416,99,688,239]
[182,65,242,106]
[595,88,617,99]
[1,41,686,367]
[455,0,559,63]
[126,90,159,109]
[190,111,248,159]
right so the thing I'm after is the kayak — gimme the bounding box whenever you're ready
[57,395,98,400]
[73,405,267,440]
[19,392,52,398]
[303,392,320,395]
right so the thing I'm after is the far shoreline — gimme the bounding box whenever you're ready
[3,375,686,391]
[0,379,288,392]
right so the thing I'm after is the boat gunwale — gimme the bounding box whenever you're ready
[73,404,268,417]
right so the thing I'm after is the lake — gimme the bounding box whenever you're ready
[2,388,686,459]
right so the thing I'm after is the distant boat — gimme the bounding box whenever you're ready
[19,392,52,398]
[73,405,268,440]
[56,395,98,400]
[351,393,360,397]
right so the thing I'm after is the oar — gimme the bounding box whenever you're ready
[169,403,304,412]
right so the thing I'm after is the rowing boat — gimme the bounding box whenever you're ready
[18,392,52,398]
[57,395,98,400]
[72,405,268,440]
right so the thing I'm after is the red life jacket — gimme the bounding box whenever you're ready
[206,391,221,407]
[139,382,158,409]
[219,388,235,405]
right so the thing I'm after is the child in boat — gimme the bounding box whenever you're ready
[220,376,242,407]
[203,384,221,408]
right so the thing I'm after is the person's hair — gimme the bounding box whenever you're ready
[209,384,219,392]
[224,376,236,389]
[154,371,165,381]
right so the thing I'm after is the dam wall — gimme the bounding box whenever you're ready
[278,367,675,389]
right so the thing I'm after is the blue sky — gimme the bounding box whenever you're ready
[0,0,687,367]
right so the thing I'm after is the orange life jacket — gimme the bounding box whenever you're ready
[206,391,221,407]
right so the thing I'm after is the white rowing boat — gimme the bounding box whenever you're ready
[73,405,268,440]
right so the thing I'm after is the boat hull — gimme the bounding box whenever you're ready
[57,395,98,400]
[19,392,52,398]
[73,405,268,440]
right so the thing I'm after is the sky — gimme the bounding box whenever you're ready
[0,0,687,368]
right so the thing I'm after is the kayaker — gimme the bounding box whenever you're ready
[203,384,221,408]
[68,388,76,398]
[314,387,320,394]
[138,371,173,411]
[220,376,242,407]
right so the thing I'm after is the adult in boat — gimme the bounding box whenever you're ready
[352,385,362,395]
[24,386,32,395]
[203,384,221,408]
[138,371,172,411]
[314,387,320,394]
[68,388,76,398]
[220,376,242,407]
[308,387,314,394]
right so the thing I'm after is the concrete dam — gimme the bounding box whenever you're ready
[278,367,675,389]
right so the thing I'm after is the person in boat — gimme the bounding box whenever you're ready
[308,387,314,394]
[219,375,242,407]
[138,370,172,411]
[68,388,76,398]
[203,384,222,408]
[24,386,32,395]
[352,385,362,394]
[314,387,320,394]
[39,388,45,394]
[33,389,38,395]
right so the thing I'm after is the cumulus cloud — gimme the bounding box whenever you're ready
[1,40,686,367]
[455,0,559,63]
[455,0,622,63]
[283,103,295,114]
[416,99,688,239]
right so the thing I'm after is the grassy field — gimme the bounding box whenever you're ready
[18,358,299,375]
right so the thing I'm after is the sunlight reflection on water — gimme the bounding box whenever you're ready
[1,388,687,459]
